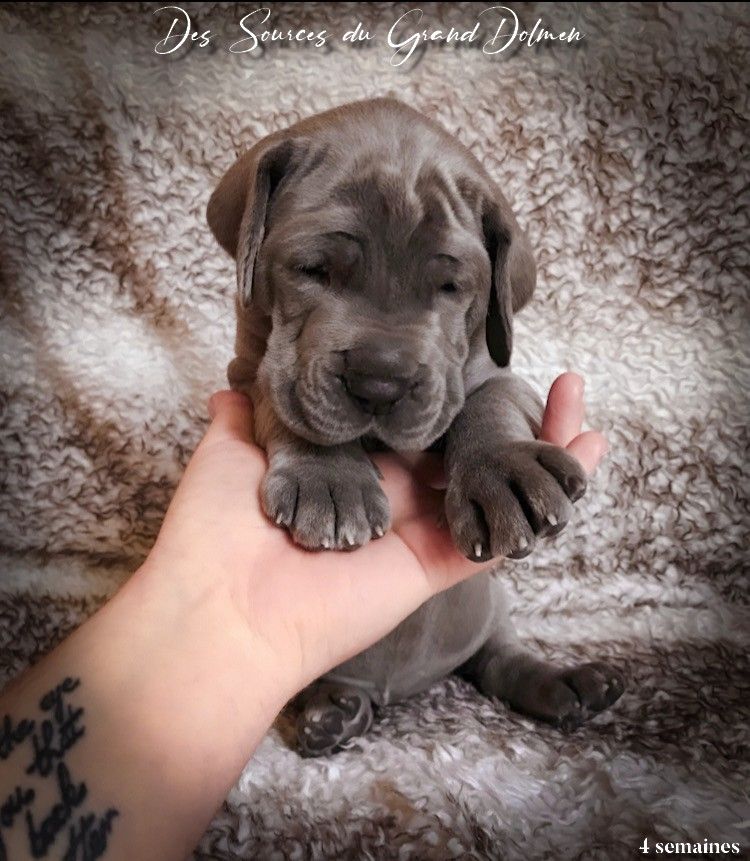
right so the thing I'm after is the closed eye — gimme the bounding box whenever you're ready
[440,282,458,294]
[296,263,329,285]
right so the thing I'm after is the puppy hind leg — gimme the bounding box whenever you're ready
[463,646,621,732]
[295,681,374,757]
[461,594,624,731]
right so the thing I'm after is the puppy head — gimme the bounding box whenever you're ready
[207,99,535,449]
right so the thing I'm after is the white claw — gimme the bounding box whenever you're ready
[474,542,483,558]
[547,513,558,527]
[374,525,384,537]
[275,513,285,525]
[322,538,331,549]
[518,536,529,551]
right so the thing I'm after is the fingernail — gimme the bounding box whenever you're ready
[563,371,584,394]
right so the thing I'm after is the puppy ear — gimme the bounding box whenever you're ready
[207,136,301,308]
[482,200,536,367]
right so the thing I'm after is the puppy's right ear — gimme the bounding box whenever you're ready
[207,136,302,308]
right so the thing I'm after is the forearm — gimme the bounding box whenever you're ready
[446,371,544,468]
[0,561,290,861]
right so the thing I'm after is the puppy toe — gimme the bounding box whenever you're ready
[562,662,625,714]
[329,482,372,549]
[447,479,537,562]
[261,470,299,528]
[290,478,337,549]
[482,483,536,559]
[536,444,588,502]
[507,462,573,538]
[361,481,391,539]
[527,675,583,730]
[445,492,492,562]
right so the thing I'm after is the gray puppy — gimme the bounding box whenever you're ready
[207,98,624,756]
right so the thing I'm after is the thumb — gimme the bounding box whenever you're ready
[204,390,254,444]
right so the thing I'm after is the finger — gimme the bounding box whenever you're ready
[375,454,446,523]
[396,513,494,592]
[404,452,447,490]
[319,522,485,657]
[204,390,254,445]
[566,430,608,475]
[379,451,446,489]
[540,372,585,448]
[338,513,489,637]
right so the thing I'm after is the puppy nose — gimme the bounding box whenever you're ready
[343,347,413,414]
[345,373,409,412]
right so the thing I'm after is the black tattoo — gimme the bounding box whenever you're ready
[0,714,35,760]
[25,763,87,857]
[0,785,35,829]
[26,679,85,778]
[0,678,119,861]
[63,809,119,861]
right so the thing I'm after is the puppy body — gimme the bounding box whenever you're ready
[324,573,501,706]
[209,99,623,755]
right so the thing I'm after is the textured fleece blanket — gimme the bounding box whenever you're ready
[1,2,748,858]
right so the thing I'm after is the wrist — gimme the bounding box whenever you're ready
[125,556,298,723]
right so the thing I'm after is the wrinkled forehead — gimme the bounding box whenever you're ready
[337,167,482,251]
[272,160,486,266]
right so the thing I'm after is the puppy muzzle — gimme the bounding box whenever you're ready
[340,345,419,417]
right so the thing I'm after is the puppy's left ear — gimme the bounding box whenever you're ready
[482,199,536,367]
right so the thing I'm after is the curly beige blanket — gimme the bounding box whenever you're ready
[1,2,748,858]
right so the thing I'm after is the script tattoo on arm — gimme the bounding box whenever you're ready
[0,678,119,860]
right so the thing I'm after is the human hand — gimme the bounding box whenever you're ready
[142,372,607,704]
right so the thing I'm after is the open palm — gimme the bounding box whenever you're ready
[149,373,606,696]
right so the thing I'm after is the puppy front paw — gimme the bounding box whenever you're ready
[446,440,587,561]
[261,452,391,550]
